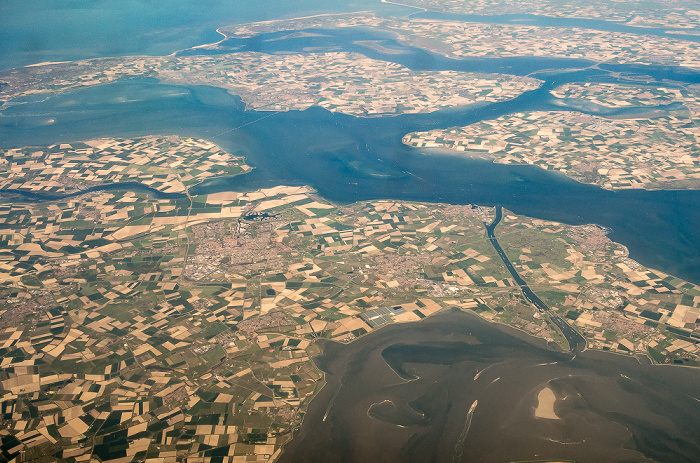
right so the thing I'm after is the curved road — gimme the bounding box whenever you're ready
[485,206,587,352]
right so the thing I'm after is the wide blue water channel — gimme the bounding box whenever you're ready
[2,26,700,284]
[0,0,408,70]
[413,12,700,42]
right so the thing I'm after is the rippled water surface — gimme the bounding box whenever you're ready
[279,310,700,463]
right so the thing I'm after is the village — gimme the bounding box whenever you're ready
[0,135,697,462]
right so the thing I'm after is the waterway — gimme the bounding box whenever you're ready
[0,0,409,70]
[3,7,700,463]
[485,206,587,352]
[1,73,699,284]
[279,309,700,463]
[414,12,700,43]
[0,181,185,202]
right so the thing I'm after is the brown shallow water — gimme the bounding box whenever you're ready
[279,309,700,463]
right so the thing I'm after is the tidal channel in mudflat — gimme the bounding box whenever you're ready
[279,309,700,463]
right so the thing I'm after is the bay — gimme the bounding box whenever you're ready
[278,309,700,463]
[3,7,700,463]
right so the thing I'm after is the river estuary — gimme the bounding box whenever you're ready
[3,10,700,462]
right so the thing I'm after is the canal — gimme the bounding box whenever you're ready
[485,206,587,352]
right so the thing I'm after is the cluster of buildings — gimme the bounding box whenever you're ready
[0,135,698,462]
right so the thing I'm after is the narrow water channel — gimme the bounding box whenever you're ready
[485,206,587,352]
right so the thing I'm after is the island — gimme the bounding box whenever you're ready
[403,81,700,190]
[2,5,700,462]
[0,52,541,118]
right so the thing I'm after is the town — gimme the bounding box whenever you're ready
[0,136,697,462]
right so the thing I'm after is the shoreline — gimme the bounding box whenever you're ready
[380,0,427,12]
[276,308,700,462]
[413,145,700,192]
[218,11,374,40]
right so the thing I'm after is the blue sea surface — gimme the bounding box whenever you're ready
[414,11,700,42]
[2,5,700,283]
[0,0,407,70]
[1,76,699,284]
[3,5,700,463]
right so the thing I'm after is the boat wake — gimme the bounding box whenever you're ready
[452,399,478,463]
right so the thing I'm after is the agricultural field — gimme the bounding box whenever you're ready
[404,83,700,190]
[0,136,698,462]
[0,52,540,118]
